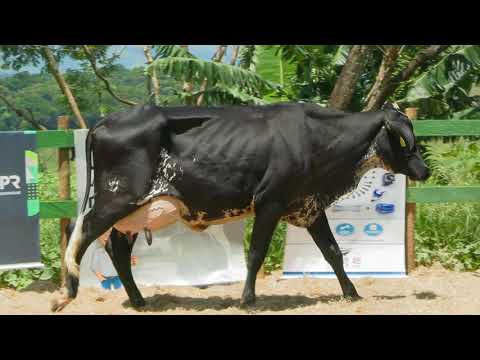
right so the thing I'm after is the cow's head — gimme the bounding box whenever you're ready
[375,103,431,182]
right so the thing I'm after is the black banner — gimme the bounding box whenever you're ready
[0,131,42,270]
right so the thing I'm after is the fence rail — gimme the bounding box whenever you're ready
[37,120,480,219]
[414,120,480,137]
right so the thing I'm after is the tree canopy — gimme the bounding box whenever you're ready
[1,44,479,131]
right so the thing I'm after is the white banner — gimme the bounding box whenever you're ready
[282,168,407,279]
[73,130,247,289]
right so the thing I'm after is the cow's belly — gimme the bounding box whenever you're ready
[101,196,254,241]
[178,200,255,232]
[99,193,321,244]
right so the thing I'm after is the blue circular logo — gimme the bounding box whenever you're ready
[364,223,384,236]
[336,223,355,236]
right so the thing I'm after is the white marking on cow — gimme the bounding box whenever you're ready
[282,195,322,228]
[107,178,120,193]
[65,214,84,278]
[139,148,184,204]
[331,138,392,208]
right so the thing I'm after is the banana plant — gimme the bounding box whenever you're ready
[251,45,296,102]
[272,45,353,105]
[397,45,480,118]
[148,45,278,105]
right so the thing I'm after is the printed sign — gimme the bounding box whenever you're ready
[73,130,247,289]
[282,168,407,278]
[0,131,42,270]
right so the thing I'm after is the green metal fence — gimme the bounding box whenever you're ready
[37,120,480,219]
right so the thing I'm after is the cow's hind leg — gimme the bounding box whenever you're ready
[52,203,137,312]
[307,212,361,300]
[240,202,284,308]
[106,229,146,308]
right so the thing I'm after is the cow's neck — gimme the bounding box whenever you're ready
[317,118,389,208]
[354,126,391,180]
[330,125,391,206]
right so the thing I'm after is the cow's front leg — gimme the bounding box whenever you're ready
[106,229,146,308]
[307,212,361,300]
[240,202,284,307]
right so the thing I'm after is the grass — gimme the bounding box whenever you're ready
[415,138,480,270]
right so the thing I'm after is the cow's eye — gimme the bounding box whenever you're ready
[399,136,407,148]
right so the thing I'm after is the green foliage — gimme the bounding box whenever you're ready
[153,45,195,59]
[416,138,480,270]
[238,45,256,70]
[198,84,266,105]
[0,45,45,71]
[251,45,296,102]
[150,46,279,106]
[0,65,181,130]
[244,218,287,274]
[398,45,480,118]
[151,57,277,95]
[260,45,358,106]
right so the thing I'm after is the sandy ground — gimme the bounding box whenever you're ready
[1,263,480,315]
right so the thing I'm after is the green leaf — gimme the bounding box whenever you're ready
[253,45,296,102]
[150,57,277,94]
[39,267,54,281]
[402,45,480,103]
[152,45,195,59]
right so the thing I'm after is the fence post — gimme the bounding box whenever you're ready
[58,116,71,287]
[405,107,417,274]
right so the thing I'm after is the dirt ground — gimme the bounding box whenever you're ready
[1,263,480,315]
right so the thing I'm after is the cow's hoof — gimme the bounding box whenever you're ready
[130,298,146,308]
[51,298,72,313]
[240,294,256,309]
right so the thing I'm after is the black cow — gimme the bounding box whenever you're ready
[53,102,430,311]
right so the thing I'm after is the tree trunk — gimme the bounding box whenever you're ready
[180,45,194,105]
[363,46,401,111]
[196,45,228,106]
[363,45,450,110]
[329,45,372,110]
[230,45,240,66]
[40,46,88,129]
[143,45,161,105]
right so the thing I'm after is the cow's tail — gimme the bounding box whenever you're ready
[64,129,94,282]
[80,128,94,214]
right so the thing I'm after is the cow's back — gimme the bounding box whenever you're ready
[157,104,311,222]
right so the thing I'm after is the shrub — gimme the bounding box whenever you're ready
[415,138,480,270]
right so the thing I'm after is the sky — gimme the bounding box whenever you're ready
[0,45,227,76]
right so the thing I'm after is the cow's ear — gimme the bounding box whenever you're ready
[382,102,396,111]
[384,111,415,151]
